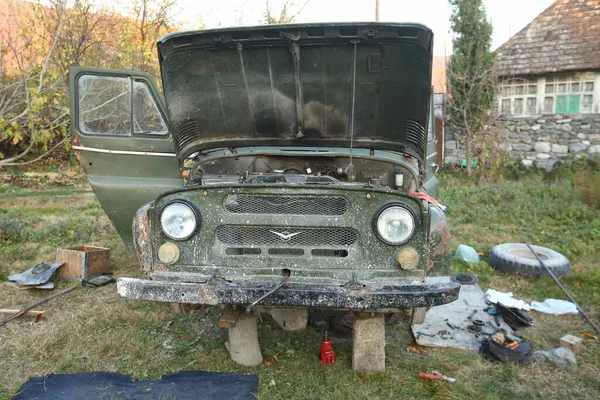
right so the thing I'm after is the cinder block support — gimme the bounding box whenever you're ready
[410,307,427,326]
[170,302,191,316]
[226,313,263,366]
[352,312,386,372]
[269,308,308,331]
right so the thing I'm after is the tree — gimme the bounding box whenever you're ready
[0,0,179,166]
[261,0,310,24]
[447,0,495,176]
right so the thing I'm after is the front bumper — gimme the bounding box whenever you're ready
[117,276,461,310]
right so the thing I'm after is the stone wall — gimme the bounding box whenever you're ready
[445,114,600,169]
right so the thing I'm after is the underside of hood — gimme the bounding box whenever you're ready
[158,22,433,162]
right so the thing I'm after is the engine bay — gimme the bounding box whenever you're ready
[184,152,420,193]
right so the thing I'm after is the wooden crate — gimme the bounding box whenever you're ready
[56,245,111,280]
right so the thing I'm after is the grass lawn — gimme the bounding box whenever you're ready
[0,166,599,399]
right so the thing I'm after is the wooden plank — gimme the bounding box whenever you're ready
[219,306,243,329]
[0,309,45,322]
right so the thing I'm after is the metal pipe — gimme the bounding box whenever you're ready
[0,285,77,327]
[246,269,291,313]
[526,243,600,336]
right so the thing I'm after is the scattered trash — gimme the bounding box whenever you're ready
[418,371,456,383]
[407,346,423,355]
[486,289,580,317]
[480,338,533,365]
[530,347,577,372]
[495,303,533,329]
[560,334,582,355]
[485,289,531,310]
[81,275,115,287]
[4,281,55,290]
[491,332,505,345]
[8,263,63,288]
[582,332,598,340]
[454,244,480,264]
[530,299,578,315]
[412,283,517,350]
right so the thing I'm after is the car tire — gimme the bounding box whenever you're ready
[488,243,569,277]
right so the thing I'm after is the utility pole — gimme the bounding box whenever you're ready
[375,0,380,21]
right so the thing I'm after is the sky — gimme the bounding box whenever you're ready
[176,0,557,55]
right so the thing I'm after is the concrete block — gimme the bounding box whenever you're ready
[269,308,308,331]
[352,313,385,372]
[226,313,263,366]
[560,334,582,355]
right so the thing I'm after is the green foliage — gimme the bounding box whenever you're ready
[448,0,495,115]
[447,0,496,176]
[0,216,27,243]
[440,168,600,261]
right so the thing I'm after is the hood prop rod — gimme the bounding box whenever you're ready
[246,269,291,313]
[346,41,359,182]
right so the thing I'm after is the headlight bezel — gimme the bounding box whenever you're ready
[372,202,416,245]
[159,200,200,241]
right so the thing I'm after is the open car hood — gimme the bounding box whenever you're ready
[158,22,433,162]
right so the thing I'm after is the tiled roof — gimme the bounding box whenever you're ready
[496,0,600,76]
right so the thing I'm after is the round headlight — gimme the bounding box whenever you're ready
[160,202,198,240]
[375,205,415,245]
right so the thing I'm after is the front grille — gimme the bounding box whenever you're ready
[223,195,348,216]
[217,226,357,246]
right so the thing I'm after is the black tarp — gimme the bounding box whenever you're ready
[13,370,258,400]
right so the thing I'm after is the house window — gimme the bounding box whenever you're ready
[514,98,524,114]
[499,76,539,115]
[543,72,595,114]
[526,98,537,114]
[501,99,511,115]
[543,97,554,114]
[582,95,594,113]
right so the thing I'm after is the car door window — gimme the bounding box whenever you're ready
[133,79,168,135]
[77,74,168,136]
[78,75,131,135]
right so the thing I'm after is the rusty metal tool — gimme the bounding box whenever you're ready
[0,285,77,327]
[526,243,600,336]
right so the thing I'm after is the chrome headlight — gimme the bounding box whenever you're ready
[160,202,198,240]
[374,204,415,245]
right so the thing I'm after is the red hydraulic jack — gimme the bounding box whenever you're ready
[320,332,336,365]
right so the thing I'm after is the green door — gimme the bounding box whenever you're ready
[556,94,581,114]
[69,67,182,248]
